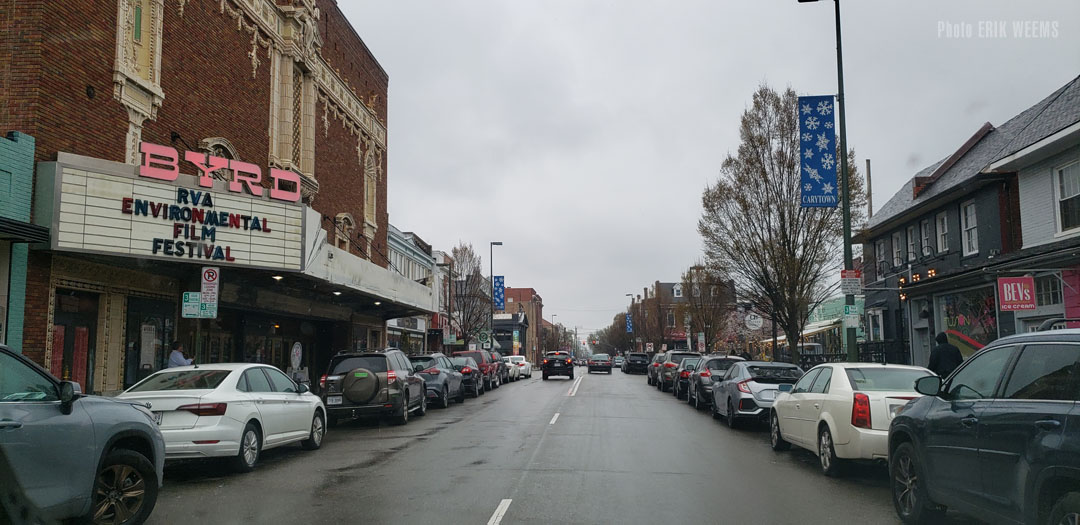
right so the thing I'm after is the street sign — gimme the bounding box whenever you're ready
[442,330,456,345]
[182,292,201,318]
[844,314,860,329]
[661,344,667,351]
[482,342,491,350]
[844,305,860,316]
[646,343,654,352]
[840,269,862,296]
[745,312,764,330]
[200,266,219,318]
[477,331,490,343]
[469,343,477,351]
[290,342,302,370]
[697,341,706,352]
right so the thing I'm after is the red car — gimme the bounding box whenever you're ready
[451,350,502,391]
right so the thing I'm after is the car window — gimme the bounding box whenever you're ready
[669,353,696,364]
[707,359,737,372]
[244,369,274,393]
[127,369,232,392]
[946,345,1015,400]
[264,367,298,393]
[723,366,740,381]
[1002,344,1080,401]
[331,356,388,374]
[440,357,455,369]
[411,356,436,371]
[845,368,930,392]
[809,367,832,394]
[683,358,701,370]
[593,354,610,360]
[748,365,804,383]
[458,351,486,364]
[0,352,58,402]
[792,369,821,394]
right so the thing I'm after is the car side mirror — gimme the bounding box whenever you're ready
[297,383,310,394]
[59,381,79,414]
[777,384,793,393]
[914,376,942,397]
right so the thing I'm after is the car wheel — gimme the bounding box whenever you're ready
[394,393,410,425]
[88,449,158,525]
[416,393,427,416]
[818,426,843,477]
[726,401,739,429]
[301,411,325,450]
[543,373,549,380]
[647,376,653,386]
[687,386,696,406]
[1049,492,1080,525]
[473,381,481,397]
[890,442,944,524]
[569,372,574,380]
[231,422,262,472]
[710,398,720,420]
[770,411,791,451]
[439,386,450,408]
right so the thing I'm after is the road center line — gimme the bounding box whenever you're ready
[567,376,583,396]
[486,498,512,525]
[549,412,560,425]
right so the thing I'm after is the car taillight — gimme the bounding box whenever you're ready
[679,371,690,378]
[852,392,872,429]
[423,368,440,375]
[387,370,397,382]
[543,359,548,364]
[566,359,572,365]
[517,363,525,366]
[664,363,677,368]
[736,380,751,394]
[177,403,227,416]
[700,369,712,378]
[461,366,472,374]
[652,363,659,367]
[320,374,327,388]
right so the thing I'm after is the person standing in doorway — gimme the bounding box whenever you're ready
[928,332,963,378]
[167,341,193,368]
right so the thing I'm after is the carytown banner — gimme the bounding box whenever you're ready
[493,276,505,310]
[798,95,839,208]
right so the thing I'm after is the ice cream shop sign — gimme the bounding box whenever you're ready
[34,143,305,271]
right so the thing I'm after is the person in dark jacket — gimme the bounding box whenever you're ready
[928,332,963,378]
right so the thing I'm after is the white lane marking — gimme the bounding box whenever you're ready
[487,499,512,525]
[567,376,583,396]
[549,412,560,425]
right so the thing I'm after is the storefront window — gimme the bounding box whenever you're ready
[52,289,99,392]
[124,297,174,388]
[936,286,998,357]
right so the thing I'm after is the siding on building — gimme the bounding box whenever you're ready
[1018,145,1080,248]
[0,131,36,353]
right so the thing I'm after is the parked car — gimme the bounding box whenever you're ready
[770,363,931,477]
[507,355,533,378]
[613,356,625,368]
[687,356,744,409]
[588,353,613,374]
[491,351,512,384]
[646,353,667,385]
[409,353,466,408]
[502,356,521,382]
[542,351,575,380]
[888,328,1080,525]
[712,361,803,428]
[449,357,483,397]
[452,350,501,391]
[0,344,165,525]
[317,350,426,426]
[623,352,650,374]
[656,352,701,392]
[119,363,326,473]
[672,357,703,400]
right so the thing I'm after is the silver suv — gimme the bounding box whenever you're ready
[656,351,701,392]
[0,344,165,524]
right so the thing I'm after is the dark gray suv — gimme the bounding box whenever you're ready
[0,344,165,524]
[320,349,427,426]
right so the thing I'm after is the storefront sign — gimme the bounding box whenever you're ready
[40,150,304,271]
[997,277,1036,311]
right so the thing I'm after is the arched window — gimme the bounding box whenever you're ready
[199,137,240,181]
[335,213,355,251]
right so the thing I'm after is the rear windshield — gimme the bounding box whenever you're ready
[509,356,525,362]
[592,354,610,360]
[546,353,569,358]
[450,357,475,367]
[845,368,929,392]
[128,369,232,392]
[681,357,702,368]
[747,365,803,383]
[707,359,739,371]
[331,356,388,374]
[409,356,436,370]
[455,352,485,364]
[629,353,648,359]
[669,353,697,364]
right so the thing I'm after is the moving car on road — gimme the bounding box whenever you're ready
[452,350,501,391]
[507,355,533,378]
[687,356,744,409]
[712,361,802,428]
[119,363,327,472]
[623,352,651,374]
[409,353,466,408]
[888,328,1080,525]
[672,357,702,400]
[656,351,700,392]
[542,351,575,380]
[1,344,165,525]
[449,357,484,397]
[588,353,613,374]
[769,363,930,477]
[318,350,426,427]
[646,353,667,386]
[613,356,624,368]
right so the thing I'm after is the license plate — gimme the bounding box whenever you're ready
[760,390,776,401]
[327,395,343,406]
[153,411,163,425]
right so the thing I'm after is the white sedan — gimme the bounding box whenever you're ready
[769,362,932,476]
[507,355,532,378]
[117,363,326,472]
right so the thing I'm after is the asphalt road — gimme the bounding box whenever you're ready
[147,368,976,524]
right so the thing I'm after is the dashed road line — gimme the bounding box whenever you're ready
[486,499,512,525]
[567,375,584,396]
[549,412,560,425]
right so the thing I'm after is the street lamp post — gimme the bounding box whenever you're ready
[489,241,503,351]
[551,313,558,354]
[799,0,856,361]
[625,293,635,352]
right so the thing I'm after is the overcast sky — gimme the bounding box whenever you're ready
[343,0,1080,339]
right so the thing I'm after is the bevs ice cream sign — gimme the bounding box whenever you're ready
[997,277,1036,311]
[39,142,305,271]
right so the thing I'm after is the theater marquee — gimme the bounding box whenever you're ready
[34,146,305,271]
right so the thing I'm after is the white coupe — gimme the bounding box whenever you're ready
[769,362,932,476]
[507,355,533,379]
[118,363,326,472]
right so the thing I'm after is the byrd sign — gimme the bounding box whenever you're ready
[997,277,1036,311]
[40,146,304,271]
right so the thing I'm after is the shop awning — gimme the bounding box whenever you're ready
[759,318,841,344]
[0,216,49,244]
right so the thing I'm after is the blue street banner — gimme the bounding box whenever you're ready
[798,95,839,208]
[626,313,633,333]
[493,276,505,310]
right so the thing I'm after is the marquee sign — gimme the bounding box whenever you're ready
[36,147,305,271]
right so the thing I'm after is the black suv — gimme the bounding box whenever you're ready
[321,349,427,426]
[622,352,650,374]
[889,327,1080,524]
[542,351,574,380]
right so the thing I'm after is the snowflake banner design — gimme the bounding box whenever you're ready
[493,276,506,310]
[798,95,838,208]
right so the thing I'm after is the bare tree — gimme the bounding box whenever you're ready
[675,264,735,353]
[451,242,488,346]
[698,84,865,362]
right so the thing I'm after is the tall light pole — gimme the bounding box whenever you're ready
[489,241,502,350]
[799,0,856,361]
[551,313,558,353]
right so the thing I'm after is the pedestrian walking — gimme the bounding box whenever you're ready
[928,332,963,378]
[167,341,194,368]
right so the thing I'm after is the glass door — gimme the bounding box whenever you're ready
[123,297,175,389]
[52,289,99,392]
